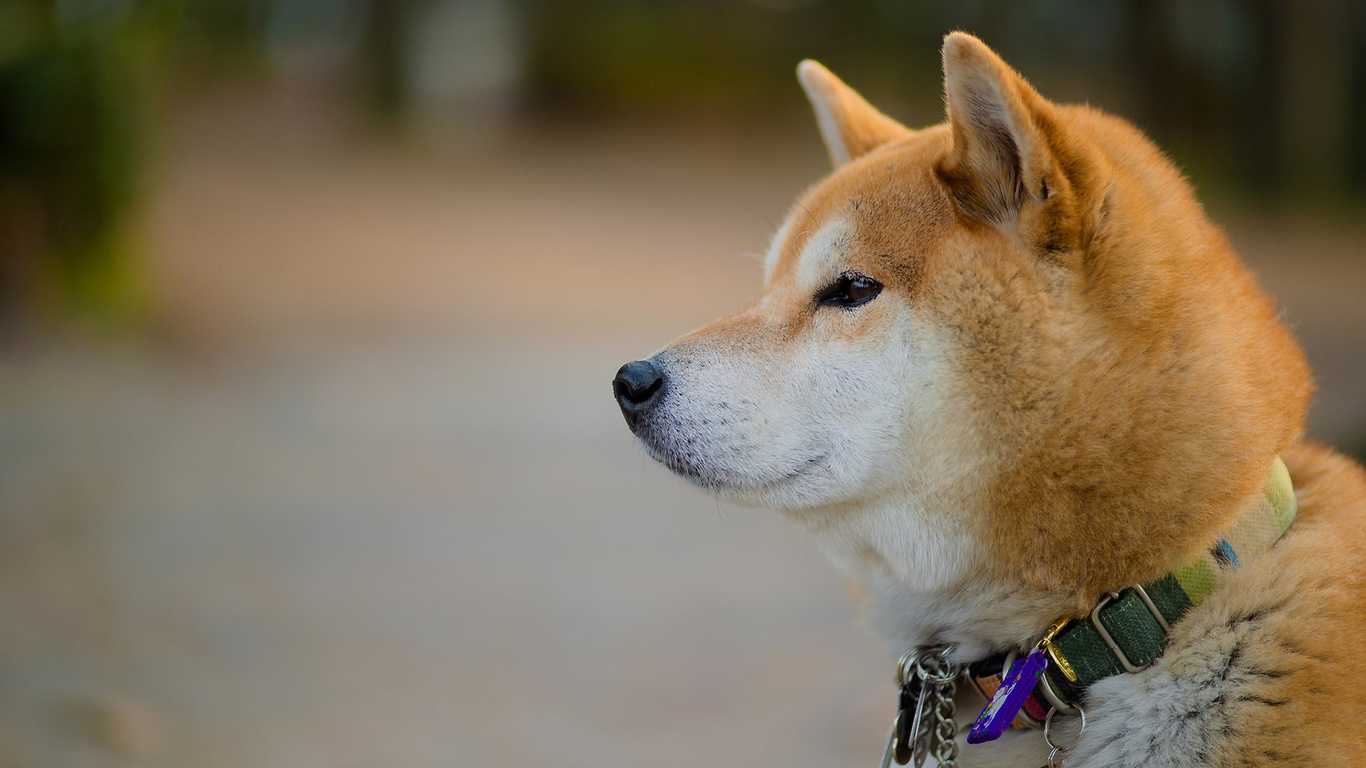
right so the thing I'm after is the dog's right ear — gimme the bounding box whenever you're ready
[938,33,1066,224]
[797,60,913,169]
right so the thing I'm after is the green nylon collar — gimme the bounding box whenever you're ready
[1038,457,1297,710]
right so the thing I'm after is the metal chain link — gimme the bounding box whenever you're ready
[880,646,960,768]
[931,680,957,767]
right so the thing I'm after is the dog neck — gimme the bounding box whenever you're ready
[856,562,1075,663]
[784,494,1051,662]
[791,461,1291,664]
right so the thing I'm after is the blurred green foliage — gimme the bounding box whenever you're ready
[518,0,1366,203]
[1,0,1362,325]
[522,1,946,118]
[0,0,173,322]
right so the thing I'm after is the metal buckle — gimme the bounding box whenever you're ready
[1088,585,1170,673]
[1131,583,1172,633]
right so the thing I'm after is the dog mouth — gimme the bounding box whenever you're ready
[639,432,828,494]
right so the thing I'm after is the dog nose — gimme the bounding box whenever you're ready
[614,359,665,416]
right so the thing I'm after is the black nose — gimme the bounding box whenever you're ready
[614,359,665,419]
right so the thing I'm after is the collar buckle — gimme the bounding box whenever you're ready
[1089,584,1172,674]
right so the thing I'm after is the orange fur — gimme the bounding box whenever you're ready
[776,34,1320,607]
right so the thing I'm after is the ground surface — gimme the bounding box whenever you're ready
[1,86,1363,767]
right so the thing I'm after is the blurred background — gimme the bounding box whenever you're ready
[1,1,1363,766]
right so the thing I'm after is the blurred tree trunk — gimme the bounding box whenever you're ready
[1240,0,1289,193]
[1124,0,1180,140]
[1278,0,1354,199]
[1350,2,1366,195]
[362,0,411,118]
[0,185,45,326]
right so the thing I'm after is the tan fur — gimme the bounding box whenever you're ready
[797,60,913,168]
[1170,442,1366,764]
[623,32,1366,765]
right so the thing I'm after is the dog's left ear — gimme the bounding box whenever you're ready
[938,33,1075,226]
[798,60,913,169]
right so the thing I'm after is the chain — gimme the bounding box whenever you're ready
[931,679,957,766]
[879,646,960,768]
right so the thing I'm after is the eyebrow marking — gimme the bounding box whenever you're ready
[764,214,850,290]
[796,219,850,290]
[762,217,795,284]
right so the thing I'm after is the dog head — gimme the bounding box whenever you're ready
[615,34,1311,598]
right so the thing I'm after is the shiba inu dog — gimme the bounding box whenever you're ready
[612,33,1366,767]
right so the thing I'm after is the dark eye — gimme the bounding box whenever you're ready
[817,272,883,309]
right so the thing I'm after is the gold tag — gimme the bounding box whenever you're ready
[1037,619,1079,682]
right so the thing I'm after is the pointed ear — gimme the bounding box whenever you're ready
[937,33,1063,223]
[797,60,913,169]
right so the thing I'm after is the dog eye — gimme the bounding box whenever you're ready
[817,272,883,309]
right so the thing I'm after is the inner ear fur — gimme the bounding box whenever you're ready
[936,33,1080,234]
[798,60,913,169]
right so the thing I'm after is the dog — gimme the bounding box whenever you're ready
[612,32,1366,767]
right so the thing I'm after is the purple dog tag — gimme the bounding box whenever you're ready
[966,649,1048,744]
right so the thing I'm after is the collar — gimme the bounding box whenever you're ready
[967,456,1298,729]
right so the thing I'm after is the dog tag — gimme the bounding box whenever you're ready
[880,683,919,768]
[966,649,1047,744]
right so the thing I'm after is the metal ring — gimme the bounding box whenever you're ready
[912,645,959,684]
[1002,648,1019,677]
[915,662,959,685]
[896,648,922,686]
[1044,706,1086,752]
[1038,669,1080,716]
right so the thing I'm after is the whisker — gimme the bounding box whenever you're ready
[742,206,779,233]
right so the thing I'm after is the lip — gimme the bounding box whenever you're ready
[768,452,828,487]
[643,437,827,493]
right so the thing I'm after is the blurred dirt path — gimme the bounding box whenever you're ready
[2,90,891,768]
[0,87,1362,768]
